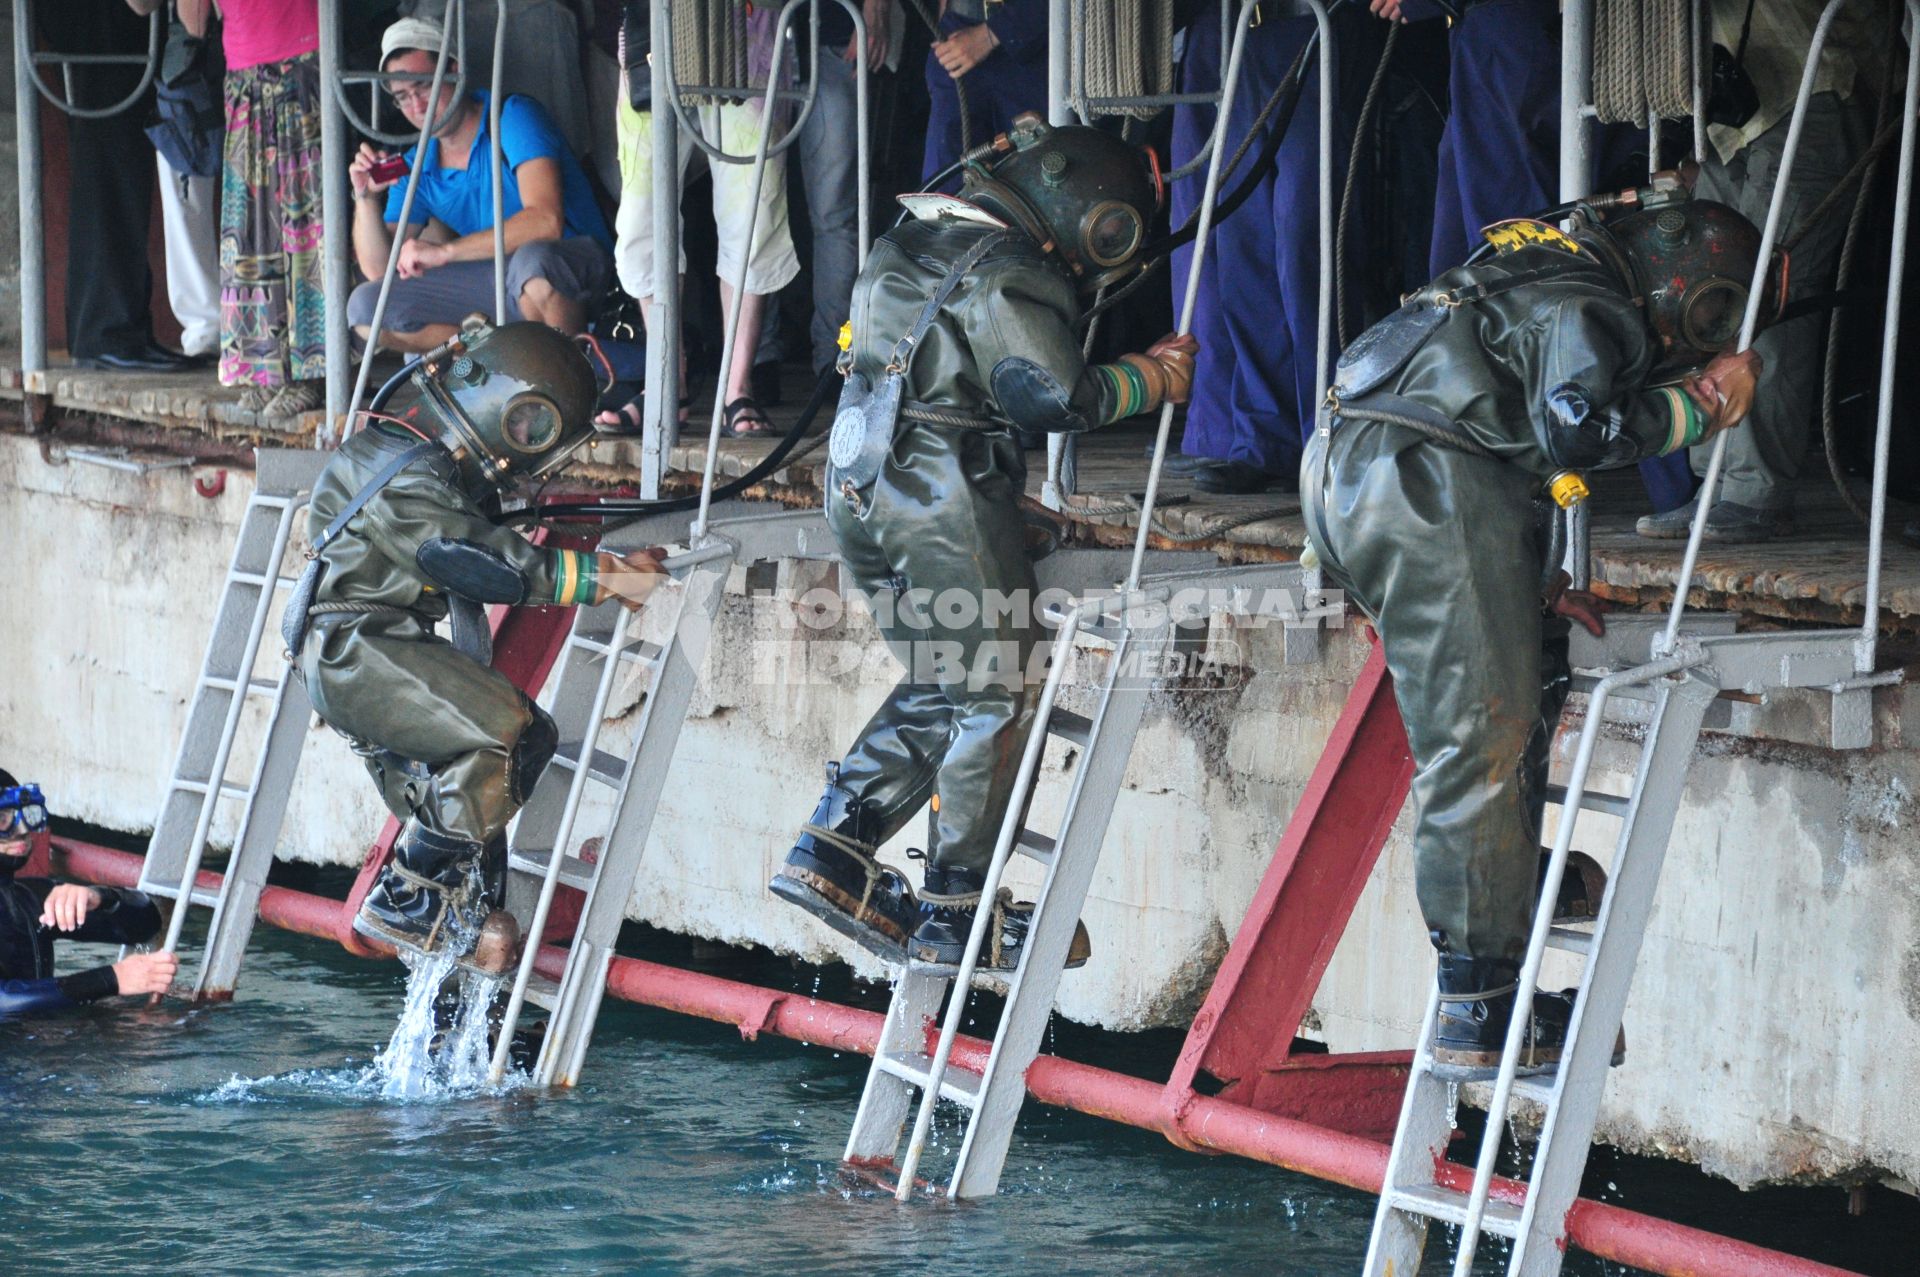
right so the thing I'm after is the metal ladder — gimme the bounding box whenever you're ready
[132,450,328,1000]
[845,589,1174,1200]
[1365,622,1726,1277]
[487,533,734,1086]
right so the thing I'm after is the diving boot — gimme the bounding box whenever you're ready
[1541,849,1609,924]
[1430,953,1625,1081]
[769,764,919,962]
[465,834,523,976]
[353,824,492,960]
[909,865,1092,972]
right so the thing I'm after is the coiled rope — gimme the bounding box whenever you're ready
[671,0,753,105]
[1592,0,1694,125]
[1069,0,1176,121]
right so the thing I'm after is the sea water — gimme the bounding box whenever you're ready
[0,924,1908,1276]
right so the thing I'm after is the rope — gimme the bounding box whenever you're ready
[905,0,972,157]
[1592,0,1694,125]
[305,601,415,619]
[671,0,752,105]
[1069,0,1176,121]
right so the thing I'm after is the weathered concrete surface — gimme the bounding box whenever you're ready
[2,435,1918,1192]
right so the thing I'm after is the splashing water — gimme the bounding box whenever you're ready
[371,950,509,1099]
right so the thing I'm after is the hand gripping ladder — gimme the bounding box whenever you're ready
[846,591,1173,1200]
[487,534,736,1087]
[131,450,330,999]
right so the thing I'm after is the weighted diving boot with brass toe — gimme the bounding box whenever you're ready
[353,824,491,959]
[770,764,920,963]
[909,865,1092,972]
[1430,953,1625,1081]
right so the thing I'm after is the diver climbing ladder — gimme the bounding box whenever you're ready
[1367,4,1915,1270]
[131,451,329,1000]
[843,0,1338,1199]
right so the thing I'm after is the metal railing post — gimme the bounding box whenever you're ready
[1043,0,1074,509]
[643,0,682,500]
[490,0,509,321]
[14,0,46,378]
[1661,0,1850,656]
[318,0,351,437]
[1857,0,1919,671]
[1560,0,1594,200]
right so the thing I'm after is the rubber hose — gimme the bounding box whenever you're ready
[1337,23,1399,347]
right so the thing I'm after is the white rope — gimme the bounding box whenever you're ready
[671,0,753,105]
[1069,0,1175,121]
[1593,0,1694,125]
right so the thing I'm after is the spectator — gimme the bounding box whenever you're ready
[1636,0,1881,543]
[349,18,616,355]
[136,0,226,368]
[205,0,327,421]
[918,0,1046,186]
[43,2,193,373]
[0,772,177,1018]
[595,3,799,438]
[1168,7,1374,494]
[757,0,896,386]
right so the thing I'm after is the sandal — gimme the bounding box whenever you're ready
[594,393,691,435]
[722,396,776,439]
[235,384,275,412]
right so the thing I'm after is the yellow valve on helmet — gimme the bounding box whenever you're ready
[837,322,853,353]
[1548,470,1591,510]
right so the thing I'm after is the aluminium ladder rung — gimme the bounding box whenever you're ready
[174,779,252,801]
[1387,1184,1524,1239]
[228,571,300,590]
[202,674,281,696]
[568,633,665,667]
[507,847,597,892]
[1015,826,1056,864]
[1047,708,1094,749]
[875,1050,983,1106]
[1547,925,1593,954]
[1510,1075,1558,1106]
[143,882,223,910]
[523,972,561,1011]
[547,743,629,787]
[1544,784,1632,818]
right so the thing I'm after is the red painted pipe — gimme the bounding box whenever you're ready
[54,838,1862,1277]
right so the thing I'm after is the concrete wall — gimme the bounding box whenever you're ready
[2,437,1917,1191]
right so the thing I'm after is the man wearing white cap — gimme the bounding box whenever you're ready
[347,17,614,353]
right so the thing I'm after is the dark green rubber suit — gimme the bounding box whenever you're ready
[293,319,604,961]
[773,116,1192,967]
[1301,205,1758,999]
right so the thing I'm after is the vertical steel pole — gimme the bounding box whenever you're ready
[1309,1,1332,410]
[1691,0,1708,160]
[1662,0,1847,655]
[318,0,351,437]
[644,0,681,500]
[1858,0,1920,671]
[1560,0,1594,200]
[1042,0,1073,510]
[15,0,47,377]
[490,0,508,320]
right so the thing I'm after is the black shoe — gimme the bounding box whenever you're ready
[75,344,192,373]
[909,865,1092,972]
[354,824,491,958]
[1541,849,1608,925]
[769,764,919,962]
[1430,954,1625,1080]
[1191,459,1297,495]
[1141,443,1218,477]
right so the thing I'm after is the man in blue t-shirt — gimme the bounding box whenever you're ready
[348,18,613,353]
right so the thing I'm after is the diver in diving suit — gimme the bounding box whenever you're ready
[1302,192,1771,1076]
[288,319,665,970]
[771,114,1198,969]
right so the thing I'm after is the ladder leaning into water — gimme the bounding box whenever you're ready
[1367,4,1916,1269]
[130,450,329,1000]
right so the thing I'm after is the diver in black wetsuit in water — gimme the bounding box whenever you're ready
[0,770,177,1017]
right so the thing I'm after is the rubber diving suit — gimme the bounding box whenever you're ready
[772,115,1197,970]
[1302,196,1769,1071]
[289,318,663,968]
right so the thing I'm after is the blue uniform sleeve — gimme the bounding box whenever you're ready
[983,1,1047,59]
